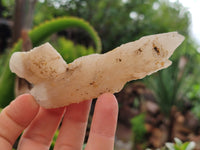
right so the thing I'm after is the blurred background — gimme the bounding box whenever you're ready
[0,0,200,149]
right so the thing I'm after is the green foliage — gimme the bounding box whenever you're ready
[82,144,86,150]
[0,54,6,76]
[145,63,182,116]
[187,84,200,119]
[144,38,200,117]
[53,37,95,63]
[130,113,146,144]
[1,0,15,18]
[34,0,192,52]
[187,84,200,100]
[0,41,22,107]
[29,17,101,53]
[165,138,196,150]
[146,138,196,150]
[0,17,101,108]
[49,129,59,150]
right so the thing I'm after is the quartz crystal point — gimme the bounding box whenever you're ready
[9,32,184,108]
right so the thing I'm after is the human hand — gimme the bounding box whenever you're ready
[0,93,118,150]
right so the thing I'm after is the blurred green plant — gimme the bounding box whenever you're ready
[187,84,200,119]
[146,138,196,150]
[0,17,101,108]
[165,138,196,150]
[187,84,200,100]
[145,62,182,117]
[145,60,191,141]
[1,0,15,18]
[0,53,7,75]
[33,0,192,52]
[49,129,59,150]
[144,36,200,140]
[130,113,146,148]
[53,37,95,63]
[82,144,86,150]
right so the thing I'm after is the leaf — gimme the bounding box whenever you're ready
[174,144,180,150]
[130,113,146,143]
[82,143,86,150]
[180,142,190,150]
[174,137,183,146]
[165,143,175,150]
[185,142,196,150]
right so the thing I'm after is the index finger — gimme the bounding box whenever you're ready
[0,94,39,149]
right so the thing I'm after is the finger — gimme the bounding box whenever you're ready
[0,94,39,150]
[54,100,91,150]
[85,93,118,150]
[18,106,65,150]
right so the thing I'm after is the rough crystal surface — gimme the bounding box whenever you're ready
[9,32,184,108]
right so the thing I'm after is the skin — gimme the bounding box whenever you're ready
[0,93,118,150]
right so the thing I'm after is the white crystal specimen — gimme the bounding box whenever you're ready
[9,32,184,108]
